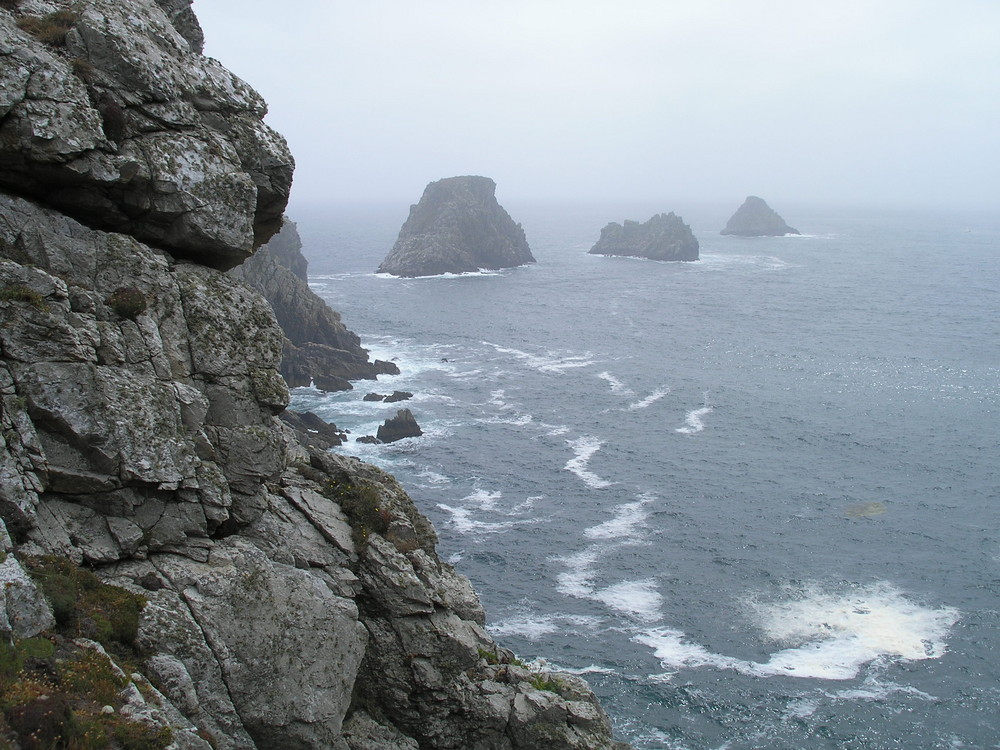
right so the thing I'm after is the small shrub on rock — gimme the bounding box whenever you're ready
[0,284,48,311]
[106,286,148,320]
[16,10,77,46]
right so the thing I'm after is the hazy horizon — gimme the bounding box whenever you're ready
[194,1,999,213]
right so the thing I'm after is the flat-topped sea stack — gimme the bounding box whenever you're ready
[378,176,535,277]
[721,196,800,236]
[589,212,699,261]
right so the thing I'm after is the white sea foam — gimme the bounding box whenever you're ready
[478,413,534,427]
[598,371,633,395]
[555,549,600,597]
[436,504,527,535]
[488,613,602,641]
[676,406,713,434]
[593,579,663,622]
[416,469,451,485]
[461,488,502,511]
[628,388,669,410]
[563,436,614,488]
[584,493,656,540]
[634,582,960,681]
[484,342,595,374]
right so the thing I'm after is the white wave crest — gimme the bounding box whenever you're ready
[598,371,633,395]
[436,504,527,535]
[584,493,656,540]
[628,388,669,410]
[484,342,595,374]
[676,406,713,434]
[563,436,614,488]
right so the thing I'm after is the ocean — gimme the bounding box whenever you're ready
[288,200,999,749]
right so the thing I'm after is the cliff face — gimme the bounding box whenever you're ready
[721,196,799,236]
[0,2,628,748]
[378,176,535,277]
[230,219,399,392]
[589,212,699,261]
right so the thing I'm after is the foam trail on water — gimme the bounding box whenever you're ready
[585,493,656,540]
[489,613,603,641]
[484,342,595,373]
[676,406,713,434]
[555,549,600,597]
[564,436,614,488]
[628,388,669,410]
[593,579,663,622]
[436,504,527,535]
[635,581,960,681]
[598,371,633,395]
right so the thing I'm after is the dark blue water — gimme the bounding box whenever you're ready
[289,201,1000,749]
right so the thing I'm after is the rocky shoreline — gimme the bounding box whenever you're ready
[0,1,630,748]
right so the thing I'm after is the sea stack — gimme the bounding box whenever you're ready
[721,196,800,236]
[589,212,699,261]
[378,176,535,277]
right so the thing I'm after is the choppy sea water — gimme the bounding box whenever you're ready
[289,201,1000,749]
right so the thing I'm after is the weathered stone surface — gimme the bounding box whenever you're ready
[0,547,55,637]
[378,176,535,277]
[721,195,800,236]
[589,212,699,261]
[376,408,423,443]
[230,218,389,391]
[0,0,293,268]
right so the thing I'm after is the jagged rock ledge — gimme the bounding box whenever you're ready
[721,196,800,236]
[589,212,699,261]
[378,176,535,277]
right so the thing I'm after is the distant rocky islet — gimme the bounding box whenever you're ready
[378,175,535,277]
[589,212,699,261]
[721,195,800,236]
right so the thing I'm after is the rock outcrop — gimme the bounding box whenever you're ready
[589,212,699,261]
[378,176,535,277]
[0,1,630,748]
[377,408,423,443]
[721,196,799,236]
[230,218,399,391]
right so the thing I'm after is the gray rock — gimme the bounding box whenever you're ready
[0,549,56,637]
[589,212,699,261]
[230,219,390,390]
[378,176,535,277]
[721,196,800,236]
[376,408,423,443]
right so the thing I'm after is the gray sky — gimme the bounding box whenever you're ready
[193,0,999,211]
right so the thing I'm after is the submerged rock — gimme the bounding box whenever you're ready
[721,196,800,236]
[378,176,535,277]
[589,212,699,261]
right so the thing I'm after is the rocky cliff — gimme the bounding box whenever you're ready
[377,176,535,277]
[0,2,629,748]
[229,219,399,392]
[720,196,799,236]
[589,212,699,261]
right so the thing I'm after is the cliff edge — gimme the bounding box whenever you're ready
[378,176,535,277]
[0,1,629,748]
